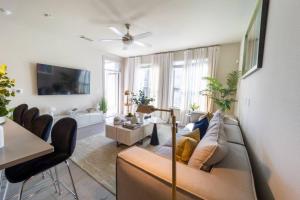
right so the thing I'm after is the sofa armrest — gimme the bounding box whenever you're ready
[117,146,255,200]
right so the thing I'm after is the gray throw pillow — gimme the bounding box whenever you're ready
[188,117,228,171]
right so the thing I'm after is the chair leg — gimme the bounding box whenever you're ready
[54,166,62,195]
[18,181,27,200]
[65,160,79,200]
[48,169,58,193]
[0,170,3,193]
[41,172,45,180]
[3,181,9,200]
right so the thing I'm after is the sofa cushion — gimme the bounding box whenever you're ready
[182,128,200,142]
[156,146,172,159]
[224,115,239,125]
[188,118,228,171]
[176,137,198,163]
[164,134,184,147]
[193,117,209,139]
[207,110,224,130]
[165,128,201,147]
[224,124,245,145]
[211,143,257,200]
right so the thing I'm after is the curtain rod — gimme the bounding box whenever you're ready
[128,44,220,58]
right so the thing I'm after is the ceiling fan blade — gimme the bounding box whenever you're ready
[80,35,94,42]
[134,32,152,40]
[133,41,152,47]
[109,27,124,37]
[100,39,122,42]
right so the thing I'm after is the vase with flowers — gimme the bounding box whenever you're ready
[0,64,16,124]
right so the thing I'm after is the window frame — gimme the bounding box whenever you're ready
[171,63,184,109]
[104,59,121,116]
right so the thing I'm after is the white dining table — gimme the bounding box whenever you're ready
[0,119,54,170]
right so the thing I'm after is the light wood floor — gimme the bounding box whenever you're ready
[0,122,116,200]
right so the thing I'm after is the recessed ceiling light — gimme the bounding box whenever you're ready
[0,8,12,15]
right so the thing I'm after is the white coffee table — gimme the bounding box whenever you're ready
[105,120,153,146]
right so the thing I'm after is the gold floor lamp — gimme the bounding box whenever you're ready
[136,105,177,200]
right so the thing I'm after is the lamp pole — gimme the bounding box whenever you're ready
[136,106,177,200]
[171,110,177,200]
[153,108,176,200]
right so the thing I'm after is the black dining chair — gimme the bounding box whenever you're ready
[13,104,28,125]
[31,114,53,142]
[31,114,54,184]
[3,118,78,200]
[22,107,39,131]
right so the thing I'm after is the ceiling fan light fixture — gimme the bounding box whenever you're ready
[102,24,152,50]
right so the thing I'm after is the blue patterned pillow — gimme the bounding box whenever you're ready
[193,117,209,139]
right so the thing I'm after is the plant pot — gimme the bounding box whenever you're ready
[137,112,144,123]
[0,116,6,124]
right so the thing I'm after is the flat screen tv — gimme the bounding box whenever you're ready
[37,63,90,95]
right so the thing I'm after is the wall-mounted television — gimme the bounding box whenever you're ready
[37,63,90,95]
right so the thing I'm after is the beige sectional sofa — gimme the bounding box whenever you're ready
[116,116,257,200]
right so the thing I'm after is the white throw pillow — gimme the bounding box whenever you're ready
[188,117,228,171]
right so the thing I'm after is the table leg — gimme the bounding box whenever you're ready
[150,123,159,146]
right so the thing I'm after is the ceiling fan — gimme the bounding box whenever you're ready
[100,24,152,50]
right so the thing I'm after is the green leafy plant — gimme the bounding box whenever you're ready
[190,103,200,111]
[126,112,133,117]
[99,97,108,113]
[201,70,240,112]
[0,64,15,117]
[132,90,155,105]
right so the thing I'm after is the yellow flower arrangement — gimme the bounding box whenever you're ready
[0,64,15,117]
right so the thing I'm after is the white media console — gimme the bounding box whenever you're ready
[53,111,105,128]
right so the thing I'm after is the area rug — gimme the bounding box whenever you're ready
[71,124,171,195]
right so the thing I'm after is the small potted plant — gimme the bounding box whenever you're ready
[190,103,200,112]
[99,97,108,115]
[0,64,15,124]
[125,112,133,121]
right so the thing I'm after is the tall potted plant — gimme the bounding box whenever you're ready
[201,70,240,112]
[0,64,15,124]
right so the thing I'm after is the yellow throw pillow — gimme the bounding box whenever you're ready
[182,128,201,142]
[176,136,198,164]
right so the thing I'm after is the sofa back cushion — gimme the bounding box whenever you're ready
[188,117,228,171]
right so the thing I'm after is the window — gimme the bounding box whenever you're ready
[172,61,184,108]
[134,64,158,106]
[171,59,209,111]
[104,59,120,116]
[138,66,151,96]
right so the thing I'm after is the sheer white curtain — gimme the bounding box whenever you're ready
[152,53,173,120]
[177,48,208,124]
[124,57,141,113]
[176,46,219,124]
[207,46,220,112]
[124,57,141,92]
[123,46,219,121]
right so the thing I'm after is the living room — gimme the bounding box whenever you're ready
[0,0,299,200]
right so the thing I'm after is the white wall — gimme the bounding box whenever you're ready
[216,43,240,85]
[237,0,300,199]
[0,21,120,114]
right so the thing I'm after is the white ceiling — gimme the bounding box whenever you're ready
[0,0,256,57]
